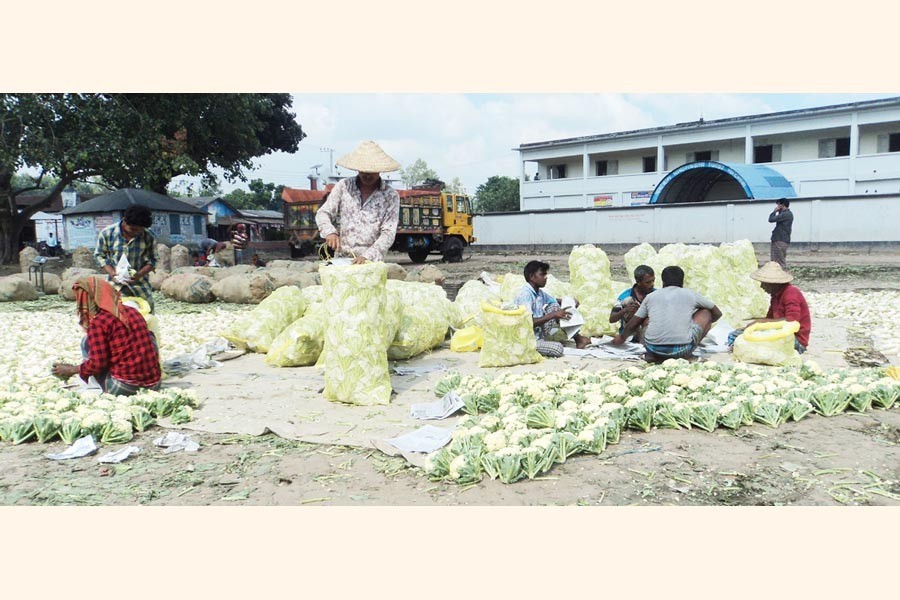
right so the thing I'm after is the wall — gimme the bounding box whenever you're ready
[474,194,900,247]
[63,211,206,250]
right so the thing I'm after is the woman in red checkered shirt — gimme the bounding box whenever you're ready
[52,278,161,396]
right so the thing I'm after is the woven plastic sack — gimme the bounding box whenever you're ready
[500,273,526,302]
[450,280,501,329]
[569,244,617,336]
[265,302,325,367]
[733,321,801,366]
[161,273,215,303]
[385,280,451,360]
[0,276,38,302]
[478,301,543,368]
[211,273,276,304]
[222,285,307,352]
[450,326,483,352]
[170,245,191,269]
[320,262,393,405]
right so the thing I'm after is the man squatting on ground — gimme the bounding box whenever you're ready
[609,264,656,343]
[514,260,590,358]
[613,265,722,362]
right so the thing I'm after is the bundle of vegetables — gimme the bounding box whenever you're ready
[808,290,900,360]
[568,244,617,336]
[478,301,543,368]
[424,360,900,485]
[222,285,307,352]
[265,285,326,367]
[385,280,452,360]
[0,387,200,445]
[449,280,501,329]
[319,262,394,405]
[624,240,768,326]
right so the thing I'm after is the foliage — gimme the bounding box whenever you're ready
[0,93,305,263]
[400,158,439,188]
[223,179,286,211]
[474,175,519,212]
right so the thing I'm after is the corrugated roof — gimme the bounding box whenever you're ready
[239,209,283,219]
[282,186,334,204]
[60,188,207,215]
[518,96,900,151]
[650,161,797,204]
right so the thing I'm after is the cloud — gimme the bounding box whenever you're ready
[195,93,898,196]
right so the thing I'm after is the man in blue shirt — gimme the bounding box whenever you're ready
[513,260,590,357]
[609,264,656,343]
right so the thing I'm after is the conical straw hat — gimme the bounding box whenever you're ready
[335,141,401,173]
[750,261,793,284]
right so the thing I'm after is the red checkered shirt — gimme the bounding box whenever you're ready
[79,305,161,386]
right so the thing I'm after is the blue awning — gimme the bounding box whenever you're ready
[650,161,797,204]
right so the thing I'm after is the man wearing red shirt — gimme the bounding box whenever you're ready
[729,261,811,352]
[52,278,161,395]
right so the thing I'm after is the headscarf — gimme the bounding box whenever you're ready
[73,277,129,331]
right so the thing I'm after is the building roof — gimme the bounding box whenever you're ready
[239,209,283,220]
[60,188,207,215]
[17,192,101,213]
[518,96,900,151]
[650,161,798,204]
[282,186,333,204]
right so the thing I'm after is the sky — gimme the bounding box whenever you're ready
[185,93,899,196]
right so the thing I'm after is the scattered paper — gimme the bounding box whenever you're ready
[564,337,645,360]
[385,425,453,454]
[98,445,142,464]
[163,338,230,375]
[410,391,464,420]
[46,435,98,460]
[153,432,200,453]
[558,297,585,339]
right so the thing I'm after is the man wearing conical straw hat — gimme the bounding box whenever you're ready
[315,141,401,264]
[727,261,811,353]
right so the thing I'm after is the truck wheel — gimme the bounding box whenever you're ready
[408,248,429,264]
[442,236,465,263]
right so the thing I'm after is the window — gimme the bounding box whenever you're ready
[686,150,719,163]
[549,164,567,179]
[169,214,181,235]
[595,160,618,176]
[877,133,900,153]
[193,215,204,235]
[754,144,782,163]
[446,195,454,212]
[457,197,466,213]
[819,137,851,158]
[642,156,656,173]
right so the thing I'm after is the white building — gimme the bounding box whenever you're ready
[518,96,900,211]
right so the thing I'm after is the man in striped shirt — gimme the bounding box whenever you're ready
[94,205,158,312]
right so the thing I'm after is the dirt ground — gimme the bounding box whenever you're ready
[1,247,899,506]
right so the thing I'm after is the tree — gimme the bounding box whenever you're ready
[444,177,464,194]
[475,175,520,212]
[0,93,306,263]
[224,178,285,211]
[400,158,439,188]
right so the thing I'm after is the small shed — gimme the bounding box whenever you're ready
[59,188,208,250]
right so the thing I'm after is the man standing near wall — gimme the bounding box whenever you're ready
[768,199,793,269]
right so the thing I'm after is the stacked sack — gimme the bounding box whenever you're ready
[624,240,767,326]
[569,244,617,336]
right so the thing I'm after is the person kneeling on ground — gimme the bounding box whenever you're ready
[609,264,656,343]
[51,277,161,396]
[727,261,810,353]
[514,260,591,358]
[612,265,722,362]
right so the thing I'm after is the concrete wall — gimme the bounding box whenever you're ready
[474,194,900,247]
[63,211,206,251]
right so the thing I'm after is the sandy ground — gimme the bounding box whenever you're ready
[1,247,899,505]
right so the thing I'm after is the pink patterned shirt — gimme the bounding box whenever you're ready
[315,176,400,261]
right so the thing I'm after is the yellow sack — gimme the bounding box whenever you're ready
[451,326,483,352]
[121,296,160,345]
[478,302,542,368]
[733,321,801,366]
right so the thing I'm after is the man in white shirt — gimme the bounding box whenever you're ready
[315,141,401,264]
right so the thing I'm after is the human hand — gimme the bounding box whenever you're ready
[352,256,368,265]
[611,334,625,345]
[52,363,78,379]
[553,309,572,321]
[325,234,341,253]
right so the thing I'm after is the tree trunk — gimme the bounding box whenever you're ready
[0,205,19,265]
